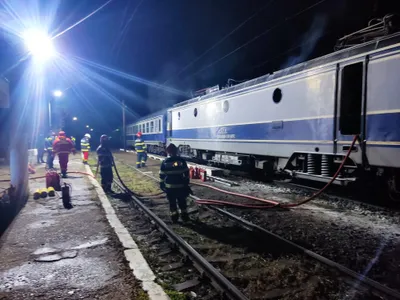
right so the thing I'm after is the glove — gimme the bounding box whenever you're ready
[159,182,166,192]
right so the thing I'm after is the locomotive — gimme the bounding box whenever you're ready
[127,23,400,200]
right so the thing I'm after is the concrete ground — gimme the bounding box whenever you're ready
[0,155,145,300]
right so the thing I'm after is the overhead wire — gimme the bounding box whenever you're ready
[162,0,276,85]
[252,29,335,70]
[185,0,330,80]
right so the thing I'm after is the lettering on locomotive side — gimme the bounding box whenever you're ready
[216,127,235,139]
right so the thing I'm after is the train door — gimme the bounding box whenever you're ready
[166,110,172,140]
[335,58,367,164]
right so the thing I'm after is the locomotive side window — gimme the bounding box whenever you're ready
[178,112,181,120]
[273,88,282,103]
[339,62,363,135]
[194,108,198,117]
[223,100,229,112]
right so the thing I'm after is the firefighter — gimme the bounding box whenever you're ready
[159,143,192,223]
[80,133,91,164]
[53,131,76,178]
[135,132,146,168]
[36,133,46,164]
[95,134,114,194]
[70,136,76,147]
[45,132,56,169]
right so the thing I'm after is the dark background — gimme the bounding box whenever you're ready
[1,0,399,147]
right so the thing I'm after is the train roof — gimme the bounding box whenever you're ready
[128,108,167,125]
[172,32,400,109]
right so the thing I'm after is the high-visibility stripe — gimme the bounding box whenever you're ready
[165,183,185,188]
[159,168,189,175]
[137,150,145,152]
[82,150,89,152]
[136,162,141,164]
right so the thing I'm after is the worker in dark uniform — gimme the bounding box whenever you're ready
[45,132,56,169]
[134,132,146,168]
[96,134,114,194]
[159,143,191,223]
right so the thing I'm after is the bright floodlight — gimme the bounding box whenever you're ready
[53,90,62,97]
[86,125,89,128]
[90,128,94,131]
[72,117,78,121]
[23,29,55,61]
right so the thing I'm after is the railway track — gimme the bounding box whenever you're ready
[110,158,400,299]
[122,151,399,210]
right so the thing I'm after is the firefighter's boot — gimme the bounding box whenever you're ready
[61,170,67,178]
[181,210,190,222]
[170,211,179,223]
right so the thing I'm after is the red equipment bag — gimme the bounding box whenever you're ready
[46,170,61,191]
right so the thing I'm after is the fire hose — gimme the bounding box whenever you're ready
[118,135,358,210]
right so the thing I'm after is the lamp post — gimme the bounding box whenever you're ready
[49,90,63,130]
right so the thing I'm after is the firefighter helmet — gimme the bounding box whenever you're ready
[58,131,66,137]
[84,133,91,139]
[166,143,178,156]
[136,132,142,137]
[100,134,109,142]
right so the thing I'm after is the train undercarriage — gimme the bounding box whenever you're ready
[174,144,400,203]
[139,142,400,202]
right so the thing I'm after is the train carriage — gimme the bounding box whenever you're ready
[165,32,400,197]
[126,109,168,155]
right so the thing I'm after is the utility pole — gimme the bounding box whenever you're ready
[122,99,126,151]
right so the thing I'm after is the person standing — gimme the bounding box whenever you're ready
[53,131,76,178]
[95,134,114,194]
[45,132,56,169]
[159,143,191,223]
[80,133,91,164]
[70,136,76,147]
[134,132,146,168]
[36,133,46,164]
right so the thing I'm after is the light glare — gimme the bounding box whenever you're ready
[23,29,55,61]
[53,90,62,97]
[72,117,78,121]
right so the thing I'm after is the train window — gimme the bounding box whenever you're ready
[150,121,154,133]
[223,100,229,113]
[178,112,181,120]
[339,62,363,135]
[272,88,282,103]
[158,119,162,132]
[194,108,198,117]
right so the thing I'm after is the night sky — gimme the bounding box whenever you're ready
[1,0,400,142]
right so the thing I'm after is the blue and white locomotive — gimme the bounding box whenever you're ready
[126,31,400,198]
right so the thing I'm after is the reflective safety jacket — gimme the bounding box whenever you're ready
[45,136,56,151]
[135,138,146,153]
[80,137,90,152]
[96,145,113,168]
[53,137,75,155]
[159,156,190,190]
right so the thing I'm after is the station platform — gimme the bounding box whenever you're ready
[0,154,168,300]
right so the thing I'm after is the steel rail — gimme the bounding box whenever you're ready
[114,158,400,299]
[200,199,400,300]
[112,179,249,300]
